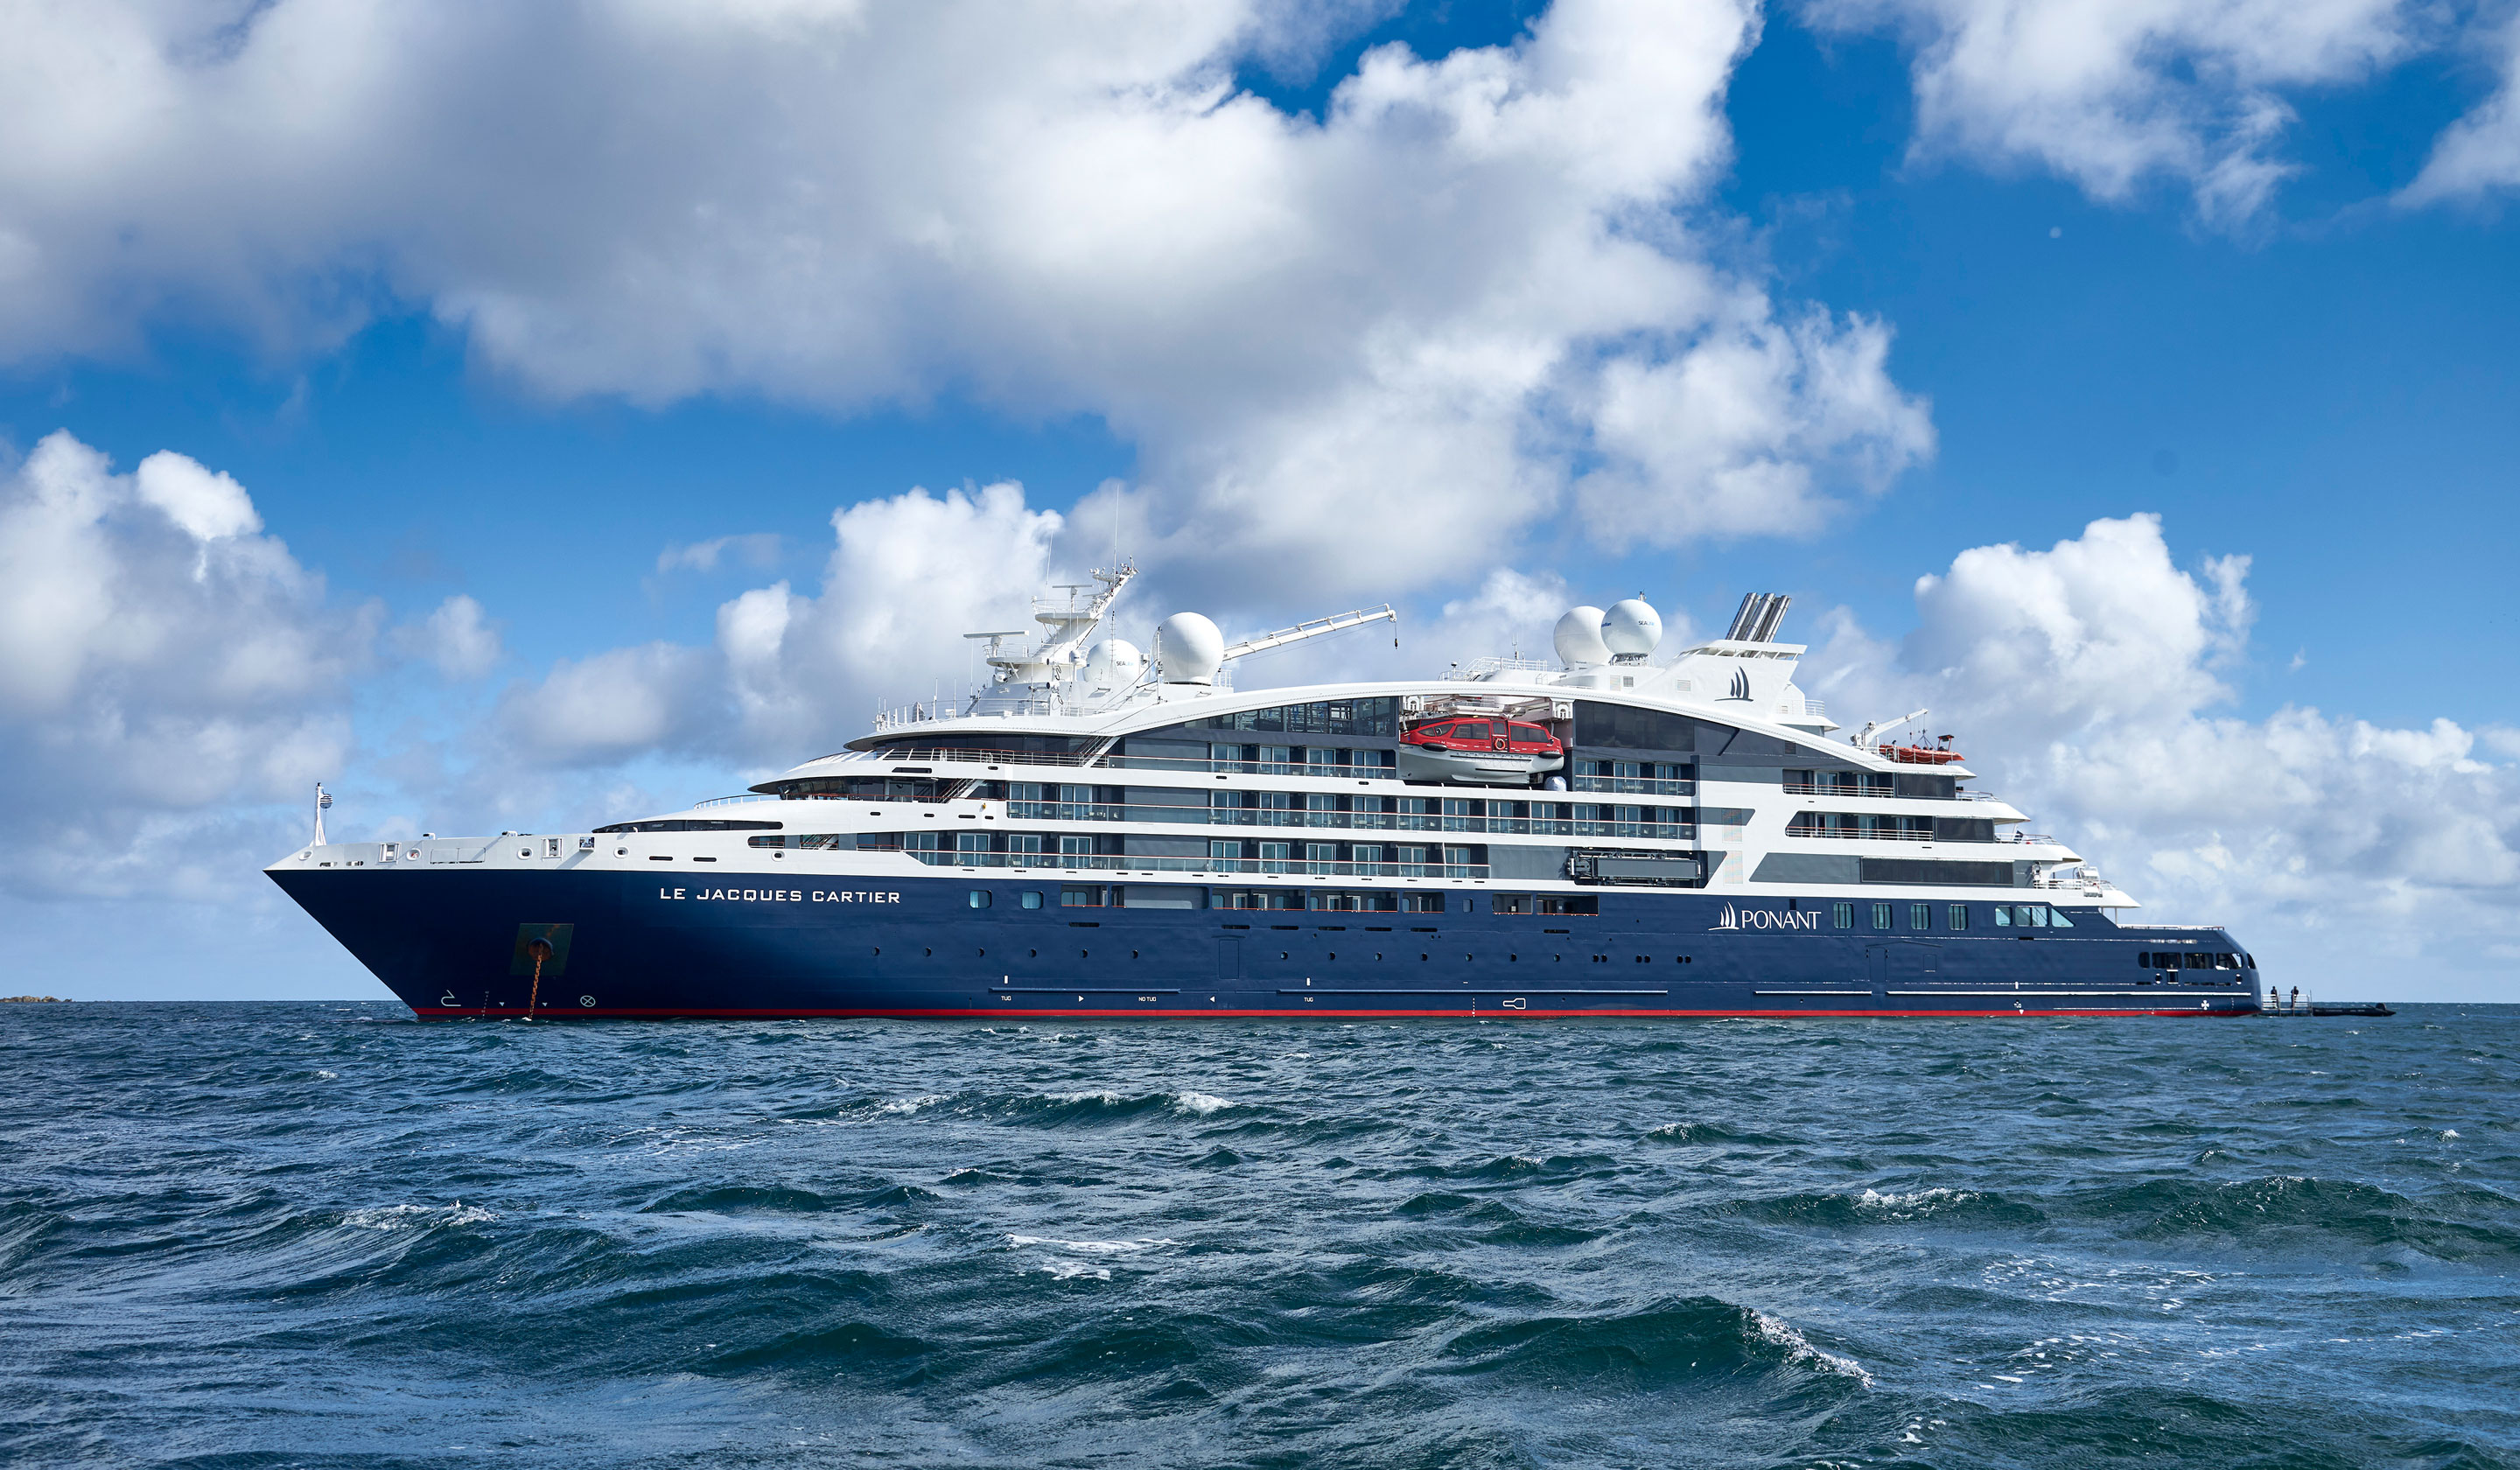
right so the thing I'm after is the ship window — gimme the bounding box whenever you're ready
[1060,885,1109,907]
[2048,908,2072,928]
[1833,902,1853,929]
[1536,895,1597,916]
[1909,903,1930,931]
[2026,906,2048,927]
[969,890,991,909]
[1494,893,1532,914]
[1871,902,1892,930]
[1020,892,1043,910]
[1993,906,2012,926]
[1949,905,1970,930]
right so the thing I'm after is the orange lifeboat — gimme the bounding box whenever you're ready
[1880,736,1964,766]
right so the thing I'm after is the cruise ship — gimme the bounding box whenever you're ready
[270,565,2264,1019]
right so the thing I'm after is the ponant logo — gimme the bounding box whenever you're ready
[1710,902,1820,932]
[1724,666,1753,701]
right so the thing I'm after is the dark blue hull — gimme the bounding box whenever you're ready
[271,867,2263,1020]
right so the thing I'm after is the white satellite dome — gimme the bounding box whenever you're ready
[1082,637,1144,689]
[1602,598,1663,660]
[1553,606,1612,667]
[1153,612,1225,685]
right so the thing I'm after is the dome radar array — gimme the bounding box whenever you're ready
[1553,597,1664,668]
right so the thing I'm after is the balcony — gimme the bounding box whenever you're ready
[890,849,1488,879]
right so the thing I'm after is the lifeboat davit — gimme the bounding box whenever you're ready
[1397,717,1566,787]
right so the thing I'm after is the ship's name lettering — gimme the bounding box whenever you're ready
[656,887,902,904]
[1736,909,1821,930]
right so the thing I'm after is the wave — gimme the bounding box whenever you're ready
[1435,1296,1874,1396]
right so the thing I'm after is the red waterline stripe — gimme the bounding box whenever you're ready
[409,1005,2242,1021]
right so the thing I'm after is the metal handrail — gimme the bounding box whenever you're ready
[694,794,780,808]
[883,850,1488,879]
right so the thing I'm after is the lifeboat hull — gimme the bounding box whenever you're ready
[1396,744,1565,787]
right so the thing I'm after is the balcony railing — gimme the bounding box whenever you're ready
[889,850,1488,879]
[1003,802,1691,841]
[1571,776,1696,797]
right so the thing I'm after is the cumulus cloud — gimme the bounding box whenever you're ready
[2402,18,2520,205]
[0,431,375,899]
[394,594,501,680]
[500,482,1063,766]
[0,0,1931,598]
[1802,514,2520,987]
[1806,0,2415,225]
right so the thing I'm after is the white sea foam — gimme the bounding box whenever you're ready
[1856,1186,1974,1211]
[877,1094,947,1116]
[1172,1091,1233,1116]
[346,1202,496,1231]
[1751,1310,1875,1389]
[1045,1089,1124,1105]
[1007,1235,1175,1255]
[1007,1233,1176,1280]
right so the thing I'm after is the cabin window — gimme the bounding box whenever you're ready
[1910,903,1930,930]
[1536,895,1598,916]
[968,891,992,908]
[1833,901,1854,929]
[1060,885,1110,907]
[1020,892,1043,910]
[1494,893,1533,914]
[1871,902,1893,930]
[1949,905,1970,930]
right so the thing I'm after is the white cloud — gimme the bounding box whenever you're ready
[1806,0,2415,225]
[1802,514,2520,992]
[0,430,375,899]
[2402,18,2520,205]
[394,593,502,680]
[655,533,782,575]
[0,0,1931,598]
[499,481,1063,766]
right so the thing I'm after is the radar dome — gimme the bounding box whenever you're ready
[1082,637,1143,689]
[1602,598,1663,659]
[1553,606,1612,667]
[1153,612,1225,685]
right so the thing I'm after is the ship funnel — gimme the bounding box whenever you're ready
[1153,612,1224,685]
[1552,606,1611,667]
[1601,598,1662,662]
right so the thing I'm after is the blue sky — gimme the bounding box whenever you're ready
[2,0,2515,999]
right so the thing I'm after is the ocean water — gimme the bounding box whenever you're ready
[2,1004,2514,1469]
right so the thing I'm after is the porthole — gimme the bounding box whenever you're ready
[1509,955,1517,962]
[1082,949,1089,957]
[1132,950,1139,959]
[923,948,932,956]
[1028,948,1038,958]
[872,947,880,956]
[978,948,986,957]
[1279,951,1289,960]
[1420,953,1429,961]
[1327,952,1335,961]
